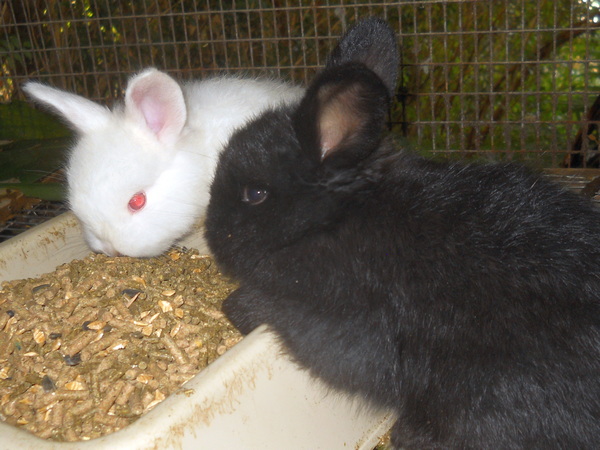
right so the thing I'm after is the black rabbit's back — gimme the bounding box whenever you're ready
[379,151,600,445]
[267,148,600,447]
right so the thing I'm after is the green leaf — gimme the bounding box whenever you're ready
[0,183,66,202]
[0,138,70,184]
[0,101,71,140]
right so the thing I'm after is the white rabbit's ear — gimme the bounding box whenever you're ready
[22,82,111,133]
[124,68,186,146]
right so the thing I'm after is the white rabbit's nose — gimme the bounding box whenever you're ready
[88,235,119,257]
[98,242,117,257]
[101,248,120,257]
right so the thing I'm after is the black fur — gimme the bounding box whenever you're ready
[205,18,600,449]
[326,17,398,96]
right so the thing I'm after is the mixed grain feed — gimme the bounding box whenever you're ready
[0,249,241,441]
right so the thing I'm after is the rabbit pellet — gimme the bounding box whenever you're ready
[0,249,241,441]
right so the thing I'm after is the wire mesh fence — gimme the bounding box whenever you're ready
[1,0,600,166]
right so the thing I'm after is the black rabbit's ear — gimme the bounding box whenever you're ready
[326,18,399,97]
[293,64,390,165]
[293,18,399,168]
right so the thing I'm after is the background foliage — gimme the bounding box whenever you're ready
[1,0,599,184]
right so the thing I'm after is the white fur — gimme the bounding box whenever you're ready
[23,69,304,257]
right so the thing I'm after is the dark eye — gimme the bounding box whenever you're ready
[128,191,146,212]
[242,186,269,205]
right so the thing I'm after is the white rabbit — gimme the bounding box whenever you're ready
[23,69,304,256]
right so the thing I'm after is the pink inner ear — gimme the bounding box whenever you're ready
[138,96,167,135]
[126,71,186,144]
[320,118,346,159]
[319,95,361,160]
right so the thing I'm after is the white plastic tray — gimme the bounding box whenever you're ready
[0,212,394,449]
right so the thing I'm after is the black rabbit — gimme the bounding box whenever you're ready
[205,18,600,449]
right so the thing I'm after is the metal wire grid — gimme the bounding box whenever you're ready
[0,200,68,243]
[1,1,600,164]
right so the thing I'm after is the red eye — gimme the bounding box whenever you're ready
[128,192,146,212]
